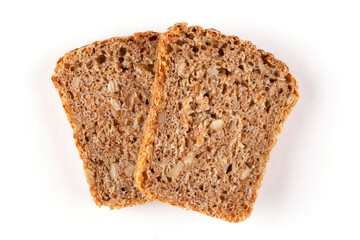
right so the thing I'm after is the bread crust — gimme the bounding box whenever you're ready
[135,23,299,222]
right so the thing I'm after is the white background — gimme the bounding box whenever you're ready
[1,0,359,239]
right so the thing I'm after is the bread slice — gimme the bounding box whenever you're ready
[52,31,159,208]
[135,23,299,222]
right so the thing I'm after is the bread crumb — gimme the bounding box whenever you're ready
[158,112,166,125]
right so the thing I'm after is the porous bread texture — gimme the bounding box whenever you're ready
[135,23,299,222]
[52,32,159,208]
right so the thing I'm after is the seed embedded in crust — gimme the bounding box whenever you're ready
[210,119,224,130]
[125,164,135,178]
[241,167,252,180]
[177,61,186,74]
[70,113,81,126]
[183,152,194,165]
[110,98,121,111]
[207,67,219,77]
[71,77,80,88]
[107,80,118,93]
[169,162,184,178]
[85,168,95,185]
[110,163,118,180]
[286,94,296,106]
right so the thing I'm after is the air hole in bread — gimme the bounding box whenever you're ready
[176,40,185,46]
[185,33,194,39]
[265,100,271,113]
[219,48,224,56]
[269,78,276,83]
[249,100,255,107]
[252,68,260,74]
[96,55,106,64]
[219,68,232,76]
[102,194,110,201]
[241,81,248,88]
[149,35,158,41]
[226,164,232,174]
[145,64,154,73]
[120,47,127,56]
[222,84,227,94]
[67,91,74,99]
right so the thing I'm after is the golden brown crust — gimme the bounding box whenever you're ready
[135,23,299,222]
[53,31,159,208]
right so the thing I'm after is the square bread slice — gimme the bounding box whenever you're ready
[52,31,159,208]
[135,23,299,222]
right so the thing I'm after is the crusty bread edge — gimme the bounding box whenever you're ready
[134,31,167,200]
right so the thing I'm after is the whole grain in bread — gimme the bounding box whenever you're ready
[52,32,159,208]
[135,23,299,222]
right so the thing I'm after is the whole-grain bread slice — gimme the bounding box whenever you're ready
[135,23,299,222]
[52,31,159,208]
